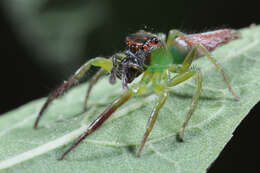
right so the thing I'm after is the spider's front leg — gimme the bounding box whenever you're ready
[60,70,152,160]
[60,89,134,160]
[34,57,113,129]
[83,53,128,109]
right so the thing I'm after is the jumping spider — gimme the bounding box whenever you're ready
[34,29,240,160]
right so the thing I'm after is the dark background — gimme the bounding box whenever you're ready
[0,0,259,172]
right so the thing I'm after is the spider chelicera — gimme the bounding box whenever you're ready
[34,29,240,160]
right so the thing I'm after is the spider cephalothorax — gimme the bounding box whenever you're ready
[109,31,164,89]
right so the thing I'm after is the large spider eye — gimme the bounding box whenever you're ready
[130,44,136,52]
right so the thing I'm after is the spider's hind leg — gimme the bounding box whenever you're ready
[197,44,239,100]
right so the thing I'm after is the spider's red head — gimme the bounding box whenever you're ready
[126,30,163,53]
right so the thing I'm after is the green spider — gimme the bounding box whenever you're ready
[34,29,240,160]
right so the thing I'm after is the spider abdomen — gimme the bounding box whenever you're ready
[170,29,240,64]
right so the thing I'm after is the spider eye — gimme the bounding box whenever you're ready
[130,44,136,52]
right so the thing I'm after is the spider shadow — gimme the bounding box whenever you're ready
[169,91,221,101]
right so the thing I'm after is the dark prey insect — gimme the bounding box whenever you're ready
[34,29,240,160]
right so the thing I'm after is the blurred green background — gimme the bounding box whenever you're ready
[0,0,259,172]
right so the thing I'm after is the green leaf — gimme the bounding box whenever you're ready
[1,26,260,173]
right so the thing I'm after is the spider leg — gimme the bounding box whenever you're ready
[170,43,239,100]
[60,71,152,160]
[34,57,113,129]
[137,90,169,156]
[109,53,127,84]
[84,53,127,110]
[166,29,185,48]
[59,89,134,160]
[167,68,202,141]
[168,46,204,141]
[197,44,239,100]
[83,68,106,110]
[179,71,202,141]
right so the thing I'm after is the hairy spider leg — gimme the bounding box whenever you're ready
[60,89,134,160]
[166,44,214,141]
[136,64,202,156]
[180,72,202,141]
[197,44,239,100]
[137,41,193,156]
[167,69,202,141]
[137,89,169,156]
[167,29,239,100]
[60,70,152,160]
[137,61,201,156]
[34,57,113,129]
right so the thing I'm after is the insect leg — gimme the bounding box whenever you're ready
[60,89,134,160]
[197,44,239,100]
[137,90,169,156]
[167,69,202,141]
[34,57,113,129]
